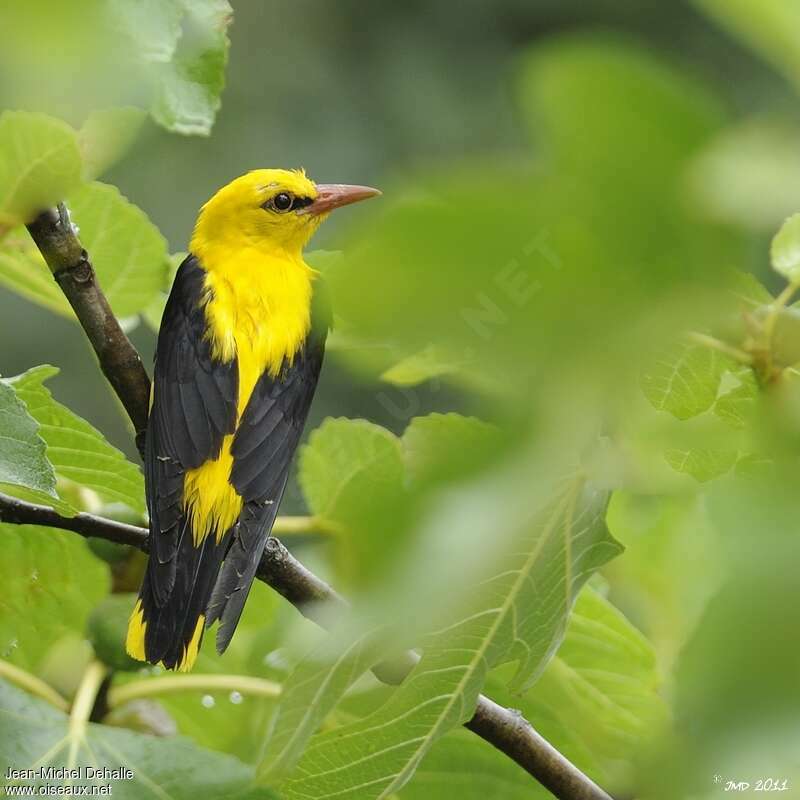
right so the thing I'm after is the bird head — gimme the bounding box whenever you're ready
[191,168,380,256]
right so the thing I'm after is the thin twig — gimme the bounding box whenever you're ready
[22,205,616,800]
[107,674,281,710]
[0,658,69,712]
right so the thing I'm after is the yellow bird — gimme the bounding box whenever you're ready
[126,169,380,671]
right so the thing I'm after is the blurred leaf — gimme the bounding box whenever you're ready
[605,492,722,671]
[78,107,147,181]
[151,0,232,136]
[637,477,800,799]
[664,447,737,483]
[300,418,407,587]
[110,0,232,136]
[771,212,800,284]
[0,379,56,503]
[259,627,385,783]
[690,119,800,232]
[0,526,109,670]
[401,413,502,486]
[69,182,169,318]
[728,269,774,307]
[694,0,800,91]
[0,112,83,226]
[8,366,144,514]
[301,419,402,520]
[0,678,254,798]
[331,35,739,424]
[280,477,619,799]
[641,344,729,421]
[107,0,184,63]
[380,345,462,387]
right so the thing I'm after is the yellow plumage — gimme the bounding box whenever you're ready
[184,170,320,547]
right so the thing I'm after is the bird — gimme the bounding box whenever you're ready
[126,169,380,671]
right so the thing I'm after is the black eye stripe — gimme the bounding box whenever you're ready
[261,193,315,213]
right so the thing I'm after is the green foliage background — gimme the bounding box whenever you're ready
[1,2,799,798]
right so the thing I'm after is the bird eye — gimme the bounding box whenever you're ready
[272,192,293,212]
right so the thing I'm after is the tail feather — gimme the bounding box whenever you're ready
[126,514,233,671]
[206,482,286,654]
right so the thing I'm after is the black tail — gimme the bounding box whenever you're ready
[206,480,287,654]
[127,516,233,671]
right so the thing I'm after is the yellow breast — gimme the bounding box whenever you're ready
[181,245,314,543]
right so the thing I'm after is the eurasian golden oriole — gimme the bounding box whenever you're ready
[126,169,380,671]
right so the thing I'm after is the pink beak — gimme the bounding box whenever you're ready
[303,183,381,216]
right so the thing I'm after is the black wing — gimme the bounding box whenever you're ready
[140,255,238,665]
[206,277,331,652]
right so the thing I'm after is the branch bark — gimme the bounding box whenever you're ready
[20,206,615,800]
[26,204,152,455]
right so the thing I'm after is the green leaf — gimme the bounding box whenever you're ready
[0,678,254,798]
[400,729,543,800]
[300,419,403,521]
[0,229,67,316]
[0,112,83,226]
[712,369,758,429]
[771,213,800,284]
[380,345,462,387]
[641,344,729,420]
[78,108,147,181]
[0,526,109,670]
[259,627,386,783]
[693,0,800,93]
[151,0,232,136]
[664,447,737,483]
[690,120,800,232]
[299,418,406,586]
[0,183,169,320]
[405,587,667,798]
[526,587,668,786]
[401,413,501,486]
[282,476,619,800]
[605,492,722,669]
[112,0,233,136]
[8,366,144,514]
[68,182,169,318]
[0,379,56,503]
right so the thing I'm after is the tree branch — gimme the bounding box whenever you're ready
[26,204,152,455]
[21,205,615,800]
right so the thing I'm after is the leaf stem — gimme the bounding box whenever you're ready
[688,332,752,364]
[0,658,68,712]
[67,661,107,768]
[107,673,281,709]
